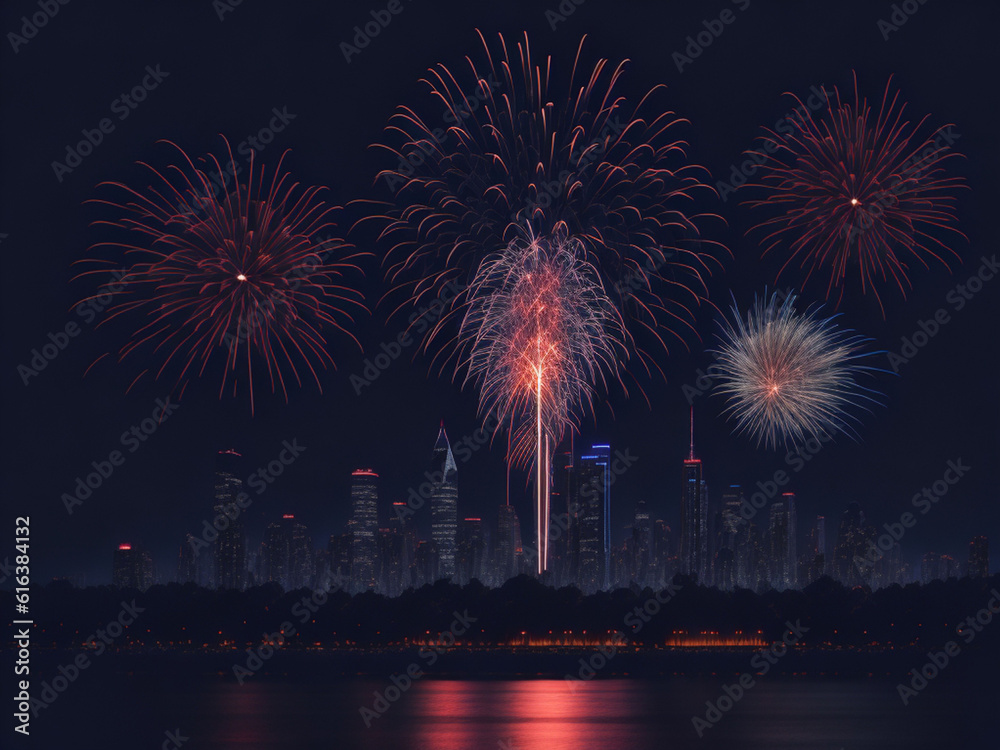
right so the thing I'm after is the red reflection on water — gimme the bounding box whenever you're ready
[410,680,637,750]
[205,684,273,745]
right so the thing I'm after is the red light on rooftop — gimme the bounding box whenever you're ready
[282,514,294,519]
[118,544,132,550]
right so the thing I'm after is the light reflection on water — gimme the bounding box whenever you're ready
[34,674,992,749]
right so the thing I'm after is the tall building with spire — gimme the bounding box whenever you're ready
[430,422,458,579]
[680,409,708,583]
[350,469,379,592]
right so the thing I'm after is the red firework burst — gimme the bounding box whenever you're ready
[369,30,724,379]
[744,73,966,312]
[79,138,365,412]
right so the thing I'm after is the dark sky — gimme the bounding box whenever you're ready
[2,0,996,586]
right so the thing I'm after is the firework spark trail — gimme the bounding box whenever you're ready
[745,73,966,313]
[711,292,883,449]
[458,230,626,571]
[370,30,724,381]
[78,137,366,412]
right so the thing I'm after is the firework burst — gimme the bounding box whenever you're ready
[79,138,365,412]
[373,30,723,375]
[711,292,882,449]
[459,230,626,571]
[744,73,966,312]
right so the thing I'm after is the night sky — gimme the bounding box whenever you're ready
[2,0,997,586]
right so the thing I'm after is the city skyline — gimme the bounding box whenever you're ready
[95,416,991,593]
[4,1,999,747]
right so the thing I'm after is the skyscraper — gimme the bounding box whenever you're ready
[377,527,404,596]
[720,486,746,589]
[549,445,575,586]
[496,503,523,583]
[834,502,870,586]
[214,449,246,590]
[112,543,153,590]
[456,517,487,585]
[921,551,942,584]
[768,499,789,589]
[577,444,611,592]
[969,536,989,578]
[430,422,459,579]
[350,469,379,592]
[327,531,353,587]
[262,514,312,590]
[680,411,708,583]
[807,515,827,583]
[781,492,797,588]
[653,520,673,585]
[631,499,652,585]
[177,535,197,584]
[390,502,418,590]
